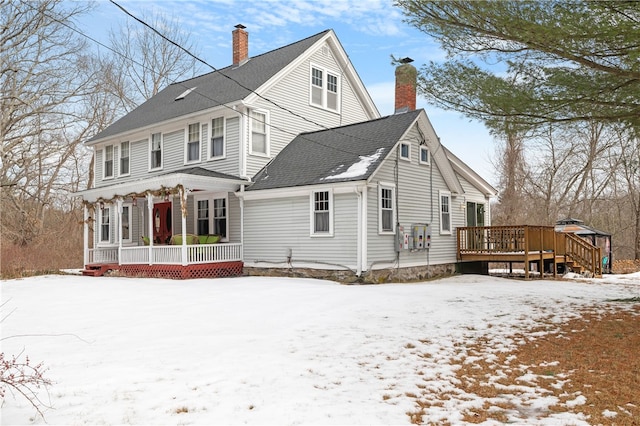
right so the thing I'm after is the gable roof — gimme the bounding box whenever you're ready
[88,30,331,144]
[248,110,423,191]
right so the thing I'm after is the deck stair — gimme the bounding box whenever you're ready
[457,225,602,278]
[81,263,114,277]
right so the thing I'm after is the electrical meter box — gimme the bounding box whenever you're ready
[411,224,432,250]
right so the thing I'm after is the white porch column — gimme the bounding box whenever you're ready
[361,185,368,273]
[116,198,123,265]
[180,188,187,266]
[83,204,89,267]
[147,193,154,265]
[240,187,245,261]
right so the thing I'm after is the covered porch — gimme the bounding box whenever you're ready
[76,168,249,278]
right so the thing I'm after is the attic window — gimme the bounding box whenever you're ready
[175,87,196,101]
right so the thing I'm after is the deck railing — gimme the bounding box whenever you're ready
[91,243,243,266]
[457,225,602,277]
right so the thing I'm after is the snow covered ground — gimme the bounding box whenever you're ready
[1,272,639,425]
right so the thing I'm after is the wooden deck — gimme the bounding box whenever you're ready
[457,225,602,278]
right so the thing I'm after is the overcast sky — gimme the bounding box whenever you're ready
[75,0,497,184]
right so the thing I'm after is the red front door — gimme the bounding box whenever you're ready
[153,202,172,244]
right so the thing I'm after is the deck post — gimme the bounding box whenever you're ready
[523,226,529,279]
[538,227,544,279]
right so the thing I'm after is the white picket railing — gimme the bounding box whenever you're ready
[90,243,242,265]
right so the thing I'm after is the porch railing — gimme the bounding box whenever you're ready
[90,243,243,266]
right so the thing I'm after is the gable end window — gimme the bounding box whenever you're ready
[399,143,410,161]
[120,141,130,175]
[103,145,114,179]
[439,191,452,235]
[211,117,225,159]
[150,132,162,170]
[378,185,396,234]
[311,190,333,236]
[419,146,430,165]
[187,123,200,163]
[250,110,268,156]
[310,64,340,112]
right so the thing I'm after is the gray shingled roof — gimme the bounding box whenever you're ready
[161,166,247,181]
[88,30,331,143]
[248,110,422,191]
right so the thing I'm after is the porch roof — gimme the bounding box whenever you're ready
[74,167,249,202]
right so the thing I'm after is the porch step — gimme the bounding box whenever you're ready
[81,264,113,277]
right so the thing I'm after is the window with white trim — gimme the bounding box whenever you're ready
[379,185,395,234]
[419,145,430,165]
[310,64,339,112]
[211,117,225,159]
[197,199,209,235]
[250,110,268,155]
[439,191,452,234]
[187,123,200,163]
[150,132,162,169]
[466,202,485,227]
[311,190,332,236]
[399,142,410,161]
[121,204,132,243]
[103,145,114,179]
[213,198,227,238]
[195,194,229,239]
[99,207,110,242]
[119,141,130,175]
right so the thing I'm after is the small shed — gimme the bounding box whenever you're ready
[555,218,612,273]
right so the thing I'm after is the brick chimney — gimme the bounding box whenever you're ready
[395,57,417,113]
[232,24,248,66]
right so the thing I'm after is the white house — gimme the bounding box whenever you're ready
[75,25,496,282]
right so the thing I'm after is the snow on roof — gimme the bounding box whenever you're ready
[322,147,385,181]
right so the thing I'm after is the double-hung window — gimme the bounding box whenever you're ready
[103,145,114,179]
[251,110,268,155]
[440,191,452,234]
[150,132,162,169]
[120,141,130,175]
[311,190,332,236]
[310,64,339,112]
[99,207,110,243]
[187,123,200,163]
[211,117,224,159]
[121,204,131,243]
[197,200,209,235]
[379,185,395,234]
[213,198,227,238]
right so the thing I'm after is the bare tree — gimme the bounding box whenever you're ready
[106,11,201,112]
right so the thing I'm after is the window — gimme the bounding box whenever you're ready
[419,146,430,165]
[211,117,224,158]
[197,200,209,235]
[310,64,339,112]
[150,132,162,169]
[251,110,268,155]
[311,190,332,235]
[99,207,110,242]
[399,143,410,161]
[440,191,451,234]
[466,202,485,227]
[121,204,131,242]
[103,145,114,179]
[120,141,130,175]
[187,123,200,163]
[195,194,228,239]
[213,198,227,238]
[379,186,395,233]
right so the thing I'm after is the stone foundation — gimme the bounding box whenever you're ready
[243,263,457,284]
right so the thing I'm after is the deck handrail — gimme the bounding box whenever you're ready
[564,232,602,277]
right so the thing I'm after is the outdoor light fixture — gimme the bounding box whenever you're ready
[132,197,137,207]
[164,193,170,202]
[99,201,104,210]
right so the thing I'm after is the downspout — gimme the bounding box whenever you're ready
[362,184,368,274]
[355,187,362,276]
[395,149,400,271]
[240,185,245,262]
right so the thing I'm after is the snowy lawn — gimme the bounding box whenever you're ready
[1,273,639,425]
